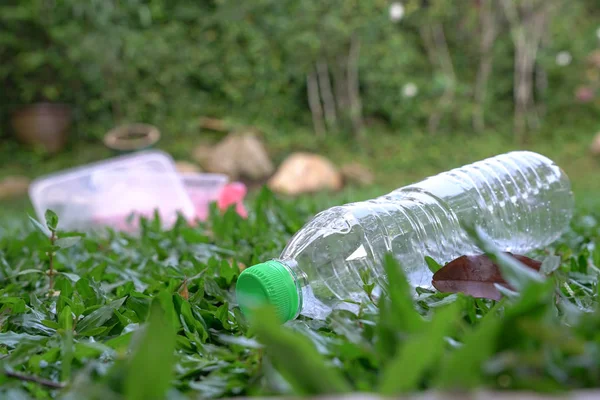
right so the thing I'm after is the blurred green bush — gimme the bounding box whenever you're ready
[1,0,599,140]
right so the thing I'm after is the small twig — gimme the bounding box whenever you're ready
[3,369,66,389]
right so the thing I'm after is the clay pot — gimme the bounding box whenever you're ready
[10,103,72,154]
[103,123,161,153]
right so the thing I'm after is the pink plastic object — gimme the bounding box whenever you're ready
[28,151,196,232]
[181,173,229,221]
[217,182,248,218]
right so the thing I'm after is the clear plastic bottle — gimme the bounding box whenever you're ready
[236,151,574,322]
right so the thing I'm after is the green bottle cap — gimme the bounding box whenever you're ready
[235,260,300,323]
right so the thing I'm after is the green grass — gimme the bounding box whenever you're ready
[3,126,599,220]
[1,126,600,398]
[0,187,599,398]
[268,128,600,195]
[3,124,600,190]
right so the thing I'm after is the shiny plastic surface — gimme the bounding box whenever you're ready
[278,151,574,320]
[29,150,196,231]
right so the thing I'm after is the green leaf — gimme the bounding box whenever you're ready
[28,215,50,236]
[59,305,72,331]
[116,281,135,297]
[59,305,73,381]
[157,290,180,329]
[75,278,99,305]
[375,253,427,364]
[126,293,151,322]
[540,255,562,275]
[215,303,232,330]
[11,269,44,278]
[0,298,26,314]
[504,279,555,319]
[251,306,351,395]
[114,309,133,328]
[55,236,81,249]
[0,332,47,348]
[56,278,74,315]
[28,348,61,374]
[106,332,133,353]
[178,299,209,343]
[60,272,82,283]
[72,343,106,363]
[381,253,424,333]
[63,296,85,320]
[41,320,60,330]
[218,259,237,286]
[125,297,177,400]
[45,210,59,232]
[425,256,442,274]
[379,300,461,394]
[434,302,503,389]
[77,326,109,337]
[76,297,126,335]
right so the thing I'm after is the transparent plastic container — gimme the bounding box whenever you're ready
[181,173,229,221]
[29,150,196,232]
[236,151,575,322]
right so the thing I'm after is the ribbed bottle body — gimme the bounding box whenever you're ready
[279,151,574,319]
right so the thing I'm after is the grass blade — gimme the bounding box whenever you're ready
[125,295,177,400]
[59,305,73,381]
[251,306,351,395]
[434,302,503,389]
[425,256,442,274]
[76,297,126,335]
[381,253,424,333]
[379,299,461,394]
[376,254,426,363]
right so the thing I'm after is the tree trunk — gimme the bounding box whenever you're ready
[307,71,326,137]
[530,2,550,129]
[347,35,364,138]
[316,60,338,132]
[420,23,456,134]
[333,55,350,128]
[501,0,553,142]
[473,0,498,133]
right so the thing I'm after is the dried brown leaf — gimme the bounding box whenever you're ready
[178,278,189,300]
[432,253,541,300]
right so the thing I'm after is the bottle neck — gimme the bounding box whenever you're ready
[276,258,307,318]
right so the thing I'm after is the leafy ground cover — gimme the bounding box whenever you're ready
[0,187,600,399]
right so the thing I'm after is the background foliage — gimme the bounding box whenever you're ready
[1,0,599,141]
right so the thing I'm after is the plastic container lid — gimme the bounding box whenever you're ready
[29,150,196,232]
[236,260,300,322]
